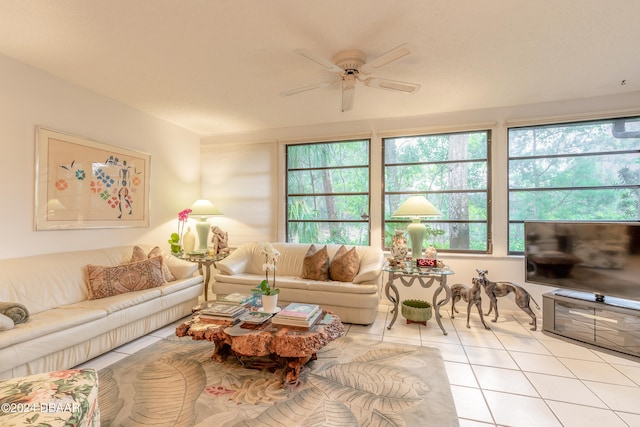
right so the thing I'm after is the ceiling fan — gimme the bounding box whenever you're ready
[281,43,420,112]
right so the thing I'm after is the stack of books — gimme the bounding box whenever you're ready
[272,303,323,328]
[198,303,247,325]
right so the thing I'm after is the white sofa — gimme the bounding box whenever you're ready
[212,242,384,325]
[0,245,202,379]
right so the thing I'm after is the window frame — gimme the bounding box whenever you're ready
[285,138,372,245]
[382,129,493,254]
[507,116,640,254]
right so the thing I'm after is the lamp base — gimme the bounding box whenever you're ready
[407,218,425,259]
[195,218,210,252]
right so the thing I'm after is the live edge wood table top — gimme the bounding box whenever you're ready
[175,311,345,384]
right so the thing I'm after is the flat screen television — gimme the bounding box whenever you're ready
[524,221,640,303]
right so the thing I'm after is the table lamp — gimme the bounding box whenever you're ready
[190,199,223,252]
[392,195,442,258]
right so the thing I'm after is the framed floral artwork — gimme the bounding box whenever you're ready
[35,127,150,230]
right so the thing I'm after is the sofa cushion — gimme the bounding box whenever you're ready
[163,255,199,280]
[0,314,13,331]
[329,245,360,282]
[301,245,329,281]
[132,246,176,282]
[85,257,165,300]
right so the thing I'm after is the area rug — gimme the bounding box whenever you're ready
[98,334,458,426]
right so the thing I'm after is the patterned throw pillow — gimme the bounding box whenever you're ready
[301,244,330,281]
[86,256,165,300]
[329,245,360,282]
[132,245,176,281]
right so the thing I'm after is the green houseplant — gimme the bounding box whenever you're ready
[252,242,281,312]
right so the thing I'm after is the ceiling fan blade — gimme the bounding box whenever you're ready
[280,81,338,97]
[295,49,343,73]
[360,43,412,74]
[364,77,420,93]
[341,75,356,112]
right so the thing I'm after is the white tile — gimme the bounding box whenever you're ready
[450,385,493,424]
[525,372,607,407]
[425,342,469,363]
[457,330,504,349]
[585,381,640,413]
[610,363,640,387]
[617,411,640,426]
[510,352,575,377]
[458,420,496,427]
[473,365,539,396]
[541,338,605,361]
[445,361,478,388]
[464,346,519,370]
[421,326,462,345]
[483,390,562,427]
[592,350,640,367]
[348,320,386,336]
[496,334,552,355]
[560,358,636,386]
[546,400,629,427]
[490,320,535,338]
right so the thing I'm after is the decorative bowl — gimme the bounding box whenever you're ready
[401,299,433,323]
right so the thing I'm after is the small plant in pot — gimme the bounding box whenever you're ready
[401,299,433,325]
[251,242,281,312]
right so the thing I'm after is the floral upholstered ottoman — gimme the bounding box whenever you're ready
[0,368,99,426]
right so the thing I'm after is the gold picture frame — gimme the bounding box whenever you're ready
[35,127,150,230]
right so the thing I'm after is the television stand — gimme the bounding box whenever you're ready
[543,290,640,358]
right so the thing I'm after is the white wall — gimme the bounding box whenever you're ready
[0,54,202,259]
[201,91,640,312]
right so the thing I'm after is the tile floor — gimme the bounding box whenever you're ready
[78,304,640,427]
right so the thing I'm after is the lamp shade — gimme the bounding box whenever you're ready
[190,199,223,217]
[392,195,441,218]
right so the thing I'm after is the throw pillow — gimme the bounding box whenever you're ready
[132,245,176,281]
[329,245,360,282]
[0,313,14,331]
[301,244,330,281]
[86,256,165,300]
[0,302,29,324]
[163,255,199,280]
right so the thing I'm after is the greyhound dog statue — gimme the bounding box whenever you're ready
[476,269,540,331]
[450,279,491,330]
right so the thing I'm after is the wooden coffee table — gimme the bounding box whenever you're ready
[176,311,344,384]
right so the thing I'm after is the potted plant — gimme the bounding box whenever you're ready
[168,208,192,255]
[251,242,281,312]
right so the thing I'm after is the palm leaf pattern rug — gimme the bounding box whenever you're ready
[99,334,458,426]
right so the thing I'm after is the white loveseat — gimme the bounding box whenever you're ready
[212,242,385,325]
[0,245,202,379]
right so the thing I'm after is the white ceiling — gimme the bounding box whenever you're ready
[1,1,639,136]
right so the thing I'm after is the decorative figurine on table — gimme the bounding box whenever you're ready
[475,269,540,331]
[210,226,230,256]
[390,230,408,261]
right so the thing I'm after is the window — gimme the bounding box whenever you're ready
[383,130,491,253]
[508,117,640,253]
[286,139,370,245]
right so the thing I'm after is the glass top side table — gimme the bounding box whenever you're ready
[383,265,455,335]
[182,253,228,301]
